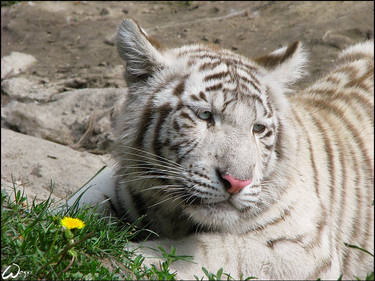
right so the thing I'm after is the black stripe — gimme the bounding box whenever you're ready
[330,124,347,260]
[177,47,210,57]
[298,98,373,172]
[262,130,273,138]
[190,54,221,61]
[153,75,178,95]
[203,71,229,82]
[169,139,192,152]
[173,120,180,131]
[293,110,319,196]
[298,91,373,127]
[237,73,261,93]
[153,103,173,156]
[248,94,265,109]
[264,144,273,151]
[128,187,151,227]
[174,139,196,161]
[114,179,133,222]
[222,98,235,113]
[292,108,328,251]
[176,141,198,163]
[264,91,274,118]
[274,119,283,159]
[190,95,200,101]
[311,116,336,217]
[199,61,221,71]
[173,80,185,96]
[135,98,155,148]
[206,83,223,92]
[180,111,196,124]
[199,91,208,102]
[181,123,194,129]
[234,64,261,86]
[223,57,259,73]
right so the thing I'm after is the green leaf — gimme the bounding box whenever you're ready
[344,243,374,257]
[68,249,78,257]
[365,271,374,281]
[216,268,223,279]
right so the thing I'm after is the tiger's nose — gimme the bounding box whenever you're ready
[221,174,252,194]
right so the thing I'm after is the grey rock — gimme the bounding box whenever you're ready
[1,128,111,204]
[2,88,127,153]
[1,77,60,102]
[322,30,355,50]
[321,28,369,50]
[100,7,109,16]
[1,52,37,80]
[104,33,116,46]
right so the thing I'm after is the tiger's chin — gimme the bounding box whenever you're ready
[184,200,257,233]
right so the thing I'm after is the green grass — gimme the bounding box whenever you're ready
[1,182,238,280]
[1,181,373,280]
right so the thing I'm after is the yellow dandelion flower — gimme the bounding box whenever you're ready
[60,217,85,230]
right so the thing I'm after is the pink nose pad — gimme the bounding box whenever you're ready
[222,174,252,194]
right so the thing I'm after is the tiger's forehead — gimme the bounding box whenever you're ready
[151,44,274,123]
[171,44,266,96]
[174,44,260,73]
[173,45,269,110]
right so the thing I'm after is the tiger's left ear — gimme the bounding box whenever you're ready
[254,41,308,85]
[117,19,165,84]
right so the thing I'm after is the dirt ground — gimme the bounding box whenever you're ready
[2,1,373,94]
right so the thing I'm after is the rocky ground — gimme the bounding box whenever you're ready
[1,1,374,204]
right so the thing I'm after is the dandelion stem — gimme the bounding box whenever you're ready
[55,231,94,268]
[62,255,75,273]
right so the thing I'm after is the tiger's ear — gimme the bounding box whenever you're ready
[254,41,308,85]
[117,19,165,83]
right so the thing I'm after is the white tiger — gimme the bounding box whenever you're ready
[66,19,374,279]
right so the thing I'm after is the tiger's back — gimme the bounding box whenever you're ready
[289,41,374,277]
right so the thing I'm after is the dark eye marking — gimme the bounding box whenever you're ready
[190,95,200,101]
[263,130,273,138]
[199,91,208,102]
[180,111,195,124]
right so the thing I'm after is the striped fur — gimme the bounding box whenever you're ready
[108,20,374,279]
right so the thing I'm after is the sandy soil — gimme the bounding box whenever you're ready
[2,1,373,93]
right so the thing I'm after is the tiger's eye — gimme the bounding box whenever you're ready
[198,111,212,121]
[253,124,266,134]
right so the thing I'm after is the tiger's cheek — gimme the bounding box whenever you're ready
[164,113,203,164]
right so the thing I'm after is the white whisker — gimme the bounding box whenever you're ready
[123,163,184,173]
[142,184,184,193]
[121,167,184,177]
[119,145,183,168]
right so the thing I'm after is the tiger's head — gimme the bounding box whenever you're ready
[113,19,307,233]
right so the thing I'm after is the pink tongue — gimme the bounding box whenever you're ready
[222,174,252,194]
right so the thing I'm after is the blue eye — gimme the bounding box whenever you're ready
[253,123,266,134]
[198,111,212,121]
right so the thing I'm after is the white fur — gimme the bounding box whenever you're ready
[66,20,374,280]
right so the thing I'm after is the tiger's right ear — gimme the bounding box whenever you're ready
[117,19,164,83]
[254,41,308,86]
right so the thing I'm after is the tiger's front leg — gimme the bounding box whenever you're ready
[128,232,336,280]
